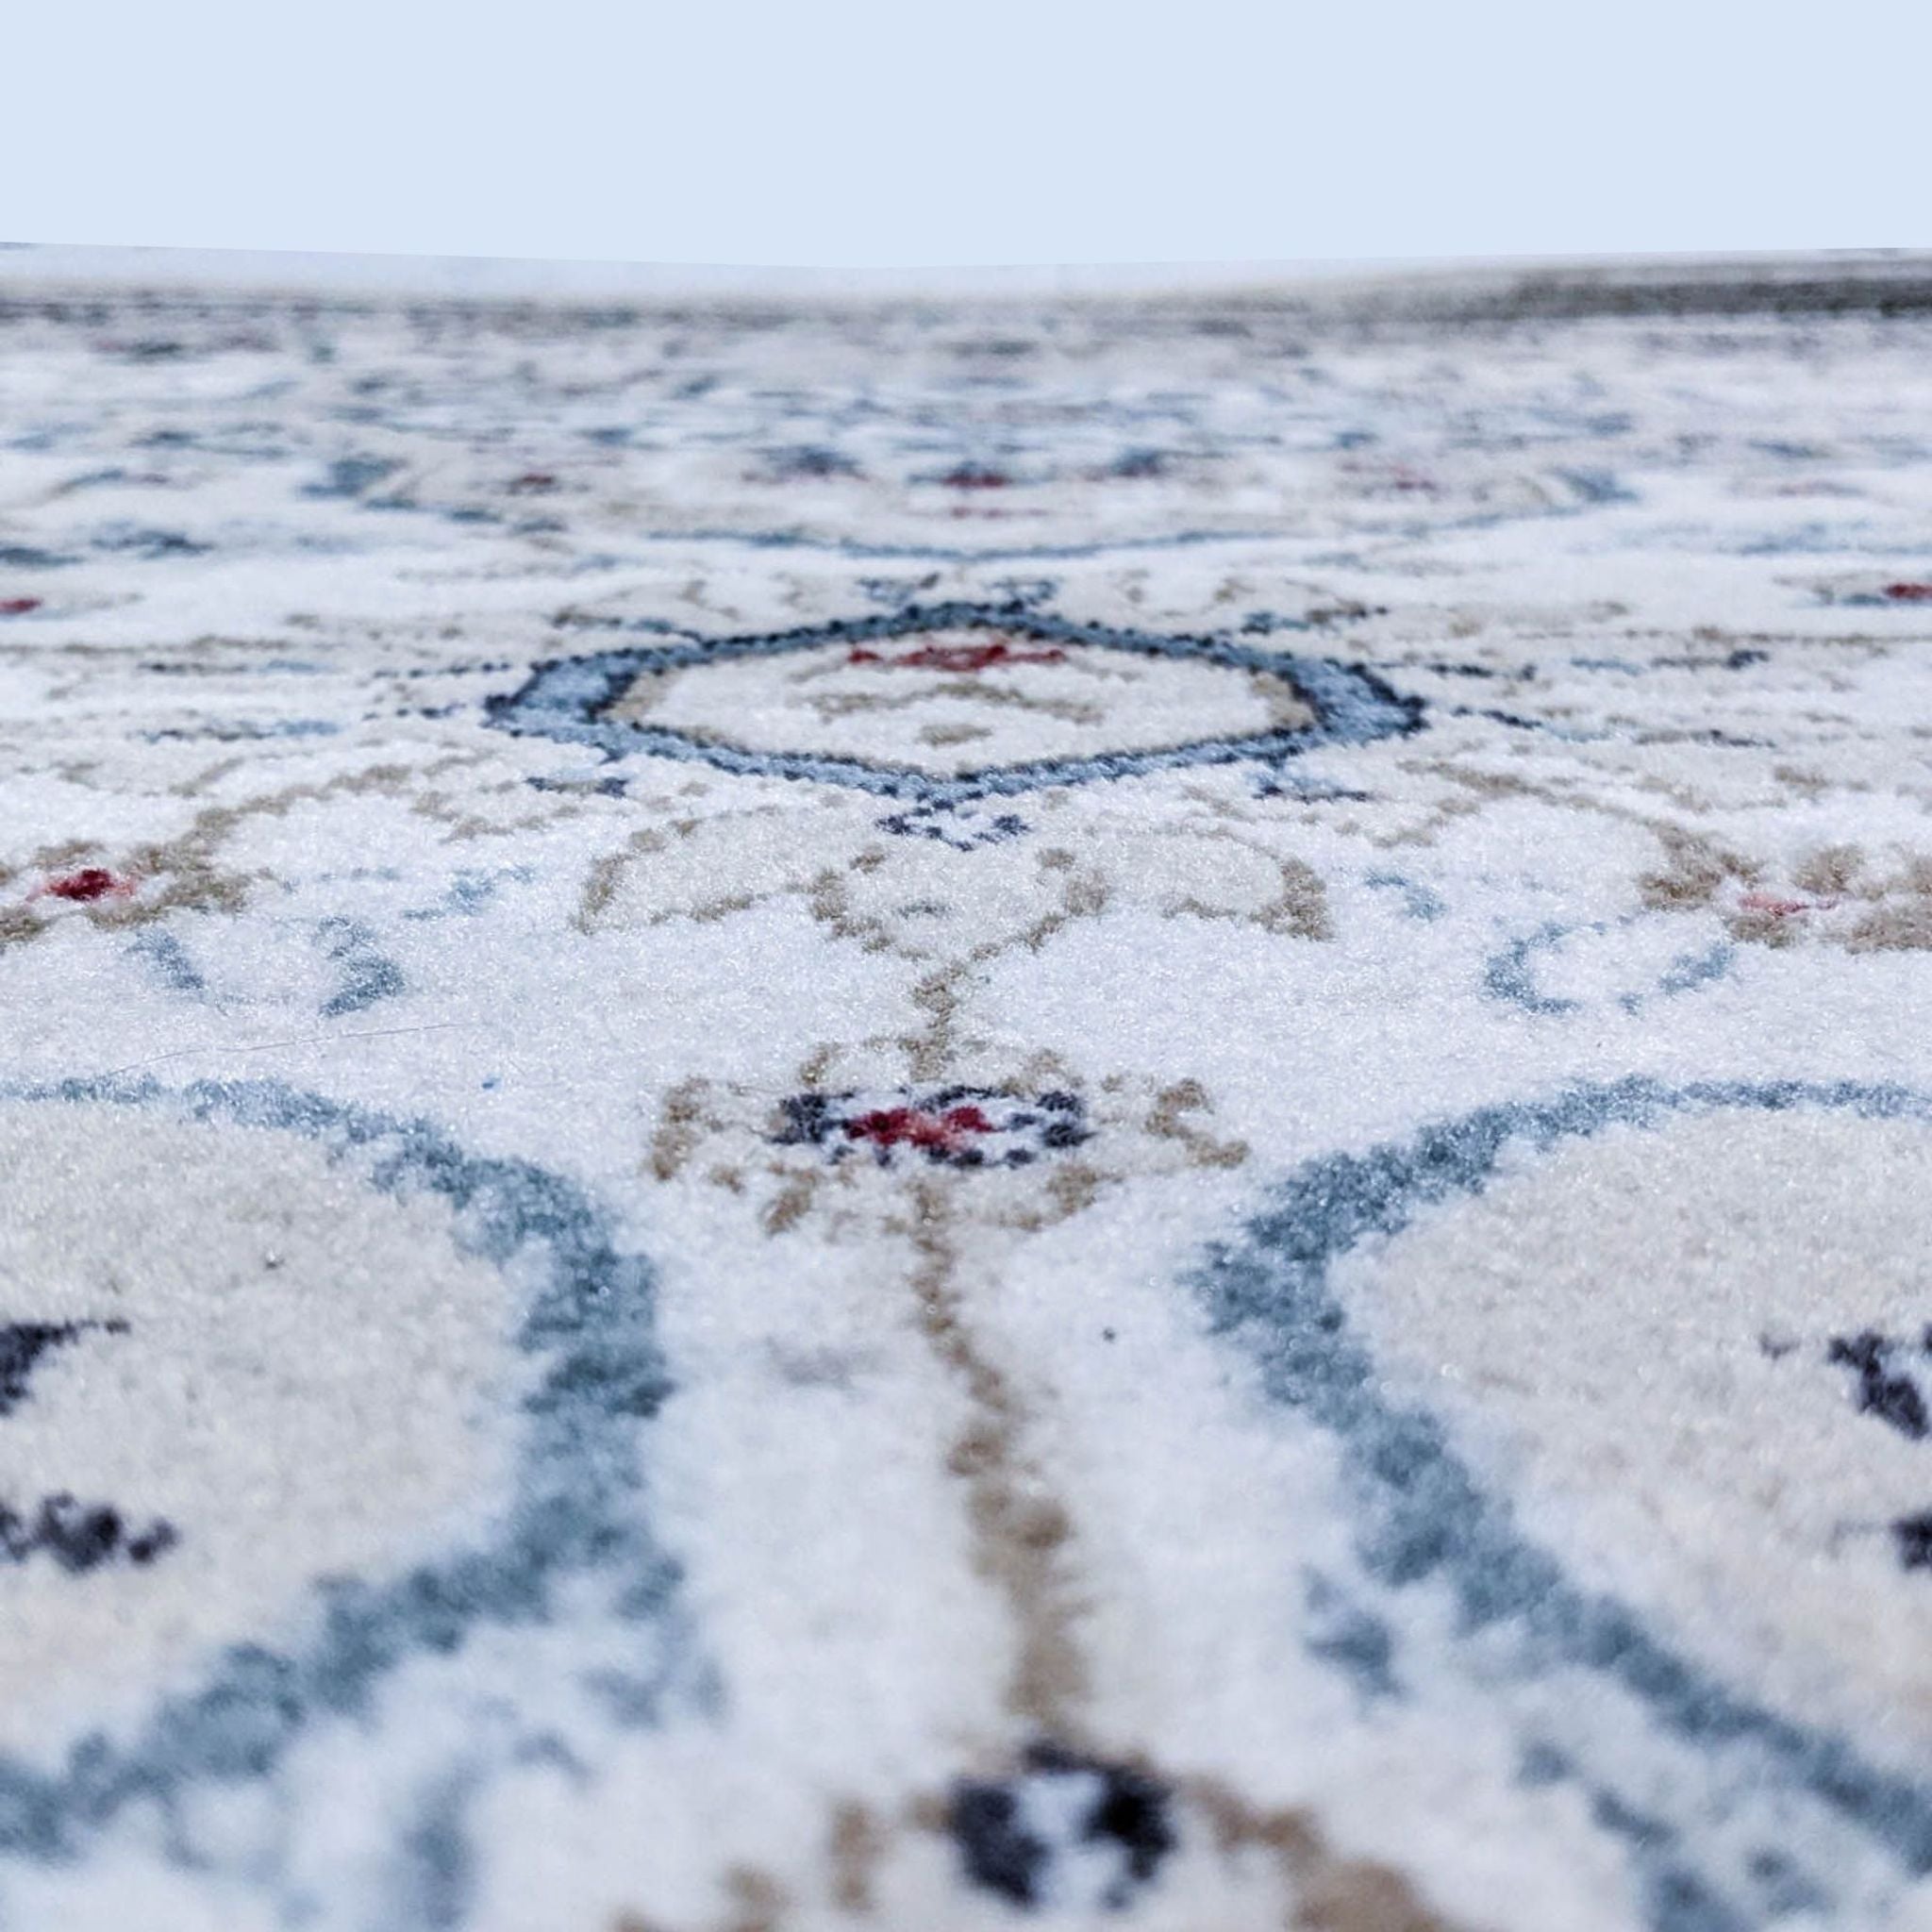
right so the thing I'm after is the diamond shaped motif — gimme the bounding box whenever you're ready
[487,603,1424,803]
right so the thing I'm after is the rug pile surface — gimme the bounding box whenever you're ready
[4,257,1932,1930]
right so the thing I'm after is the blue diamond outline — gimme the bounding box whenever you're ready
[485,601,1424,803]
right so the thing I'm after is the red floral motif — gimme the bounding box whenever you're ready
[843,1103,998,1158]
[939,464,1009,491]
[1884,583,1932,602]
[37,868,135,904]
[846,640,1067,675]
[775,1086,1090,1170]
[0,597,41,616]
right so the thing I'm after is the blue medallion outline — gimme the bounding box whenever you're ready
[1198,1075,1932,1929]
[0,1074,698,1881]
[484,601,1424,803]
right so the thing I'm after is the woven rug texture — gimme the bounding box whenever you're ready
[4,260,1932,1930]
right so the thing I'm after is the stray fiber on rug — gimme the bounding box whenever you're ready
[6,256,1932,1931]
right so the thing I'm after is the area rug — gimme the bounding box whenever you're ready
[4,254,1932,1931]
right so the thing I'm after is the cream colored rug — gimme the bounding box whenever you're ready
[4,254,1932,1930]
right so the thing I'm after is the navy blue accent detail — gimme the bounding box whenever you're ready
[1650,943,1735,1002]
[1485,921,1739,1019]
[757,446,862,481]
[877,803,1031,850]
[126,923,208,996]
[1303,1573,1399,1700]
[1252,767,1375,803]
[0,1495,177,1574]
[88,526,212,560]
[302,457,402,501]
[525,774,630,797]
[1444,703,1607,742]
[620,526,1280,563]
[1555,468,1638,506]
[391,1768,479,1930]
[315,917,405,1018]
[1363,873,1446,923]
[0,1075,693,1870]
[485,602,1424,805]
[1483,921,1580,1015]
[1586,1787,1754,1932]
[1893,1514,1932,1571]
[952,1743,1174,1910]
[402,870,532,923]
[1192,1077,1932,1923]
[1827,1333,1930,1440]
[138,719,341,744]
[0,1323,126,1418]
[774,1086,1091,1170]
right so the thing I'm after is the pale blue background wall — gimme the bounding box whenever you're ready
[5,0,1925,266]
